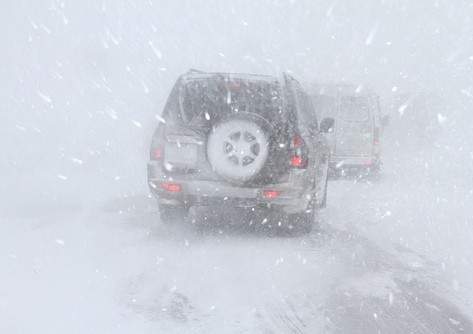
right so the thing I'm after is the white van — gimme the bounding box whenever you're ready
[311,84,382,175]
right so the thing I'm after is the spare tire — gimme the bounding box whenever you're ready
[207,118,269,184]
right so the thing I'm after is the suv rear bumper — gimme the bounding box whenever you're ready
[147,162,310,214]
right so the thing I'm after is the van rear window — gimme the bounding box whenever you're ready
[339,96,370,121]
[312,95,336,119]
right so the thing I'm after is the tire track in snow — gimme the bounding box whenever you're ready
[105,195,472,333]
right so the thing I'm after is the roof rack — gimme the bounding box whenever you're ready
[181,70,278,83]
[186,68,205,74]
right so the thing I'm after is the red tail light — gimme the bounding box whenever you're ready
[161,182,182,193]
[373,128,380,146]
[151,147,163,160]
[262,190,281,199]
[291,155,304,167]
[290,135,308,169]
[150,123,166,160]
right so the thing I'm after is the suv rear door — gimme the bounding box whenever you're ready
[152,74,295,186]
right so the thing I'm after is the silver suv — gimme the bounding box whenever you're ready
[147,70,334,232]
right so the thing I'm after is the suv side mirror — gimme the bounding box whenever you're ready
[308,122,318,135]
[320,117,335,133]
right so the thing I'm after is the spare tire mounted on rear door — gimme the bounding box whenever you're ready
[207,117,270,184]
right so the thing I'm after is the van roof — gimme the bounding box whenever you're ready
[309,82,378,98]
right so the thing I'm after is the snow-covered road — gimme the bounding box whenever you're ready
[2,169,472,333]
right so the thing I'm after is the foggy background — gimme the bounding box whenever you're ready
[2,0,472,207]
[1,0,473,332]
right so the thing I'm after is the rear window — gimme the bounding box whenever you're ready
[312,95,336,119]
[180,78,284,125]
[339,96,371,122]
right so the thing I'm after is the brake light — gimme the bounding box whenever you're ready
[161,182,181,193]
[262,190,281,199]
[290,135,308,169]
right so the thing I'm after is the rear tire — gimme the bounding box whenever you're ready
[371,160,382,173]
[159,204,189,224]
[365,160,382,177]
[284,195,318,235]
[286,213,313,234]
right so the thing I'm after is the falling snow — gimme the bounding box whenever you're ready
[2,1,473,333]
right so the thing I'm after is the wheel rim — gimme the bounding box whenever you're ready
[224,130,261,166]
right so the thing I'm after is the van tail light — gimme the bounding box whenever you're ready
[161,182,182,193]
[150,123,166,161]
[290,135,308,169]
[151,147,163,160]
[373,128,380,146]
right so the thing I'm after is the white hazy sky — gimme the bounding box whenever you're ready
[1,0,473,202]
